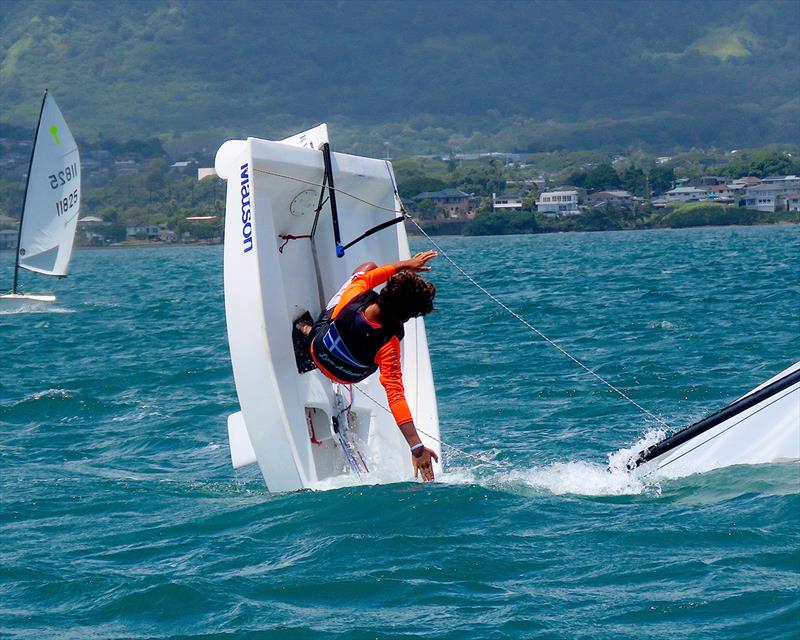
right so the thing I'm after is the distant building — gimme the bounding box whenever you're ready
[708,184,746,199]
[126,222,162,239]
[586,190,635,207]
[729,176,761,187]
[670,178,691,190]
[664,187,709,202]
[536,190,580,215]
[760,175,800,188]
[197,168,217,180]
[412,188,470,217]
[114,159,139,174]
[743,184,800,212]
[170,160,197,173]
[0,229,17,250]
[689,176,726,187]
[492,193,523,211]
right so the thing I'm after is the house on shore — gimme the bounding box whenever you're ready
[412,188,471,217]
[586,190,637,207]
[730,176,762,187]
[125,222,175,241]
[760,175,800,188]
[743,184,800,212]
[492,193,523,211]
[664,186,710,202]
[536,189,580,216]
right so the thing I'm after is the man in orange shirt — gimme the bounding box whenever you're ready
[296,250,439,481]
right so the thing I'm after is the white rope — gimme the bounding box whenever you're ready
[406,216,672,430]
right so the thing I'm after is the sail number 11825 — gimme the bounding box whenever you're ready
[48,163,78,189]
[55,189,79,216]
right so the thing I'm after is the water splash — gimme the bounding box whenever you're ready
[437,429,671,497]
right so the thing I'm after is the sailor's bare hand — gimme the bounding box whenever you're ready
[399,251,438,272]
[412,447,438,481]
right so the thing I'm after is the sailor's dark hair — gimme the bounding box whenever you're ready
[378,271,436,322]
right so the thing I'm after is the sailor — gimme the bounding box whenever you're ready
[296,250,440,481]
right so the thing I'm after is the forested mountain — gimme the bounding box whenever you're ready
[0,0,798,155]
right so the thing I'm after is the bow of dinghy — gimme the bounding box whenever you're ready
[627,361,800,477]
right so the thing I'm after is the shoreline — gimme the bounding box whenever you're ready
[1,221,797,254]
[407,219,800,238]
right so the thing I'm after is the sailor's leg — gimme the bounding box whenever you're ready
[292,310,317,373]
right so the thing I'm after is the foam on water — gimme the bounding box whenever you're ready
[437,429,677,497]
[0,304,74,315]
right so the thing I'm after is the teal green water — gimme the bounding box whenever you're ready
[1,225,799,639]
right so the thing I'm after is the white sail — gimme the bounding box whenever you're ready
[17,93,81,277]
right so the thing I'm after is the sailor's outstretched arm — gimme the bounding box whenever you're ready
[357,251,439,290]
[376,338,438,481]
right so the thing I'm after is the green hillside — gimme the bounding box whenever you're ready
[0,0,798,155]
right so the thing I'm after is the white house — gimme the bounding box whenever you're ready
[744,184,800,212]
[664,187,709,202]
[536,190,580,215]
[492,193,523,211]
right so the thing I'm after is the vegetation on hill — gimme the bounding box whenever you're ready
[0,0,798,155]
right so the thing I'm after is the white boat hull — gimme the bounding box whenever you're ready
[630,361,800,478]
[217,127,441,492]
[0,293,56,312]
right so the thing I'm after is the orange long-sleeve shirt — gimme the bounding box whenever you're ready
[321,265,413,426]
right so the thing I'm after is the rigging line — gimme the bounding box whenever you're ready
[379,159,668,429]
[405,215,672,431]
[352,384,505,468]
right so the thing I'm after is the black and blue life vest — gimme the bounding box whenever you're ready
[311,290,404,383]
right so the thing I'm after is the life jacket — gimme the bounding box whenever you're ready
[311,290,404,383]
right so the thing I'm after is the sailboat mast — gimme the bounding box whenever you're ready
[12,90,48,294]
[321,143,344,257]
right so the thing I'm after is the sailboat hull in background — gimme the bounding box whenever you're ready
[0,293,56,312]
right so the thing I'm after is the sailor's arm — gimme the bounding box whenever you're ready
[376,338,438,481]
[358,251,439,290]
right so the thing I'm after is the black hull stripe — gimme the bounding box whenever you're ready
[630,367,800,468]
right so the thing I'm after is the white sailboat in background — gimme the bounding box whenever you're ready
[0,91,81,310]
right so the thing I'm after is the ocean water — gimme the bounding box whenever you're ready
[1,225,798,639]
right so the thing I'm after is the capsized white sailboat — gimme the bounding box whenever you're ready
[216,125,441,492]
[0,91,81,311]
[626,361,800,478]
